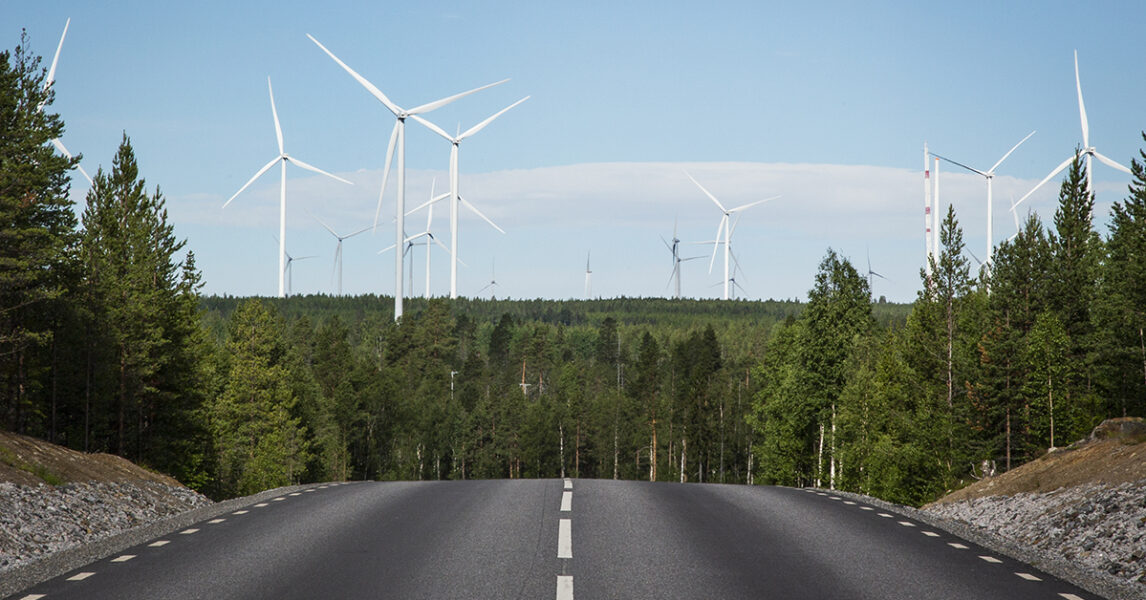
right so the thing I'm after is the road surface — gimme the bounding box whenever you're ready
[8,479,1099,600]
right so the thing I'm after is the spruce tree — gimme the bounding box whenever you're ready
[0,31,79,432]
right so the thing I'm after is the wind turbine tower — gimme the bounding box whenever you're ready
[685,171,778,300]
[584,251,592,299]
[924,143,933,277]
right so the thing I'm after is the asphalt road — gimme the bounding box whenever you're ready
[7,480,1100,600]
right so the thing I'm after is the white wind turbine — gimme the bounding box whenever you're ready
[931,130,1035,270]
[411,96,528,299]
[405,181,453,298]
[224,77,352,298]
[1007,194,1022,244]
[312,214,369,297]
[478,258,499,298]
[1017,50,1131,210]
[685,171,779,300]
[307,34,506,320]
[584,251,592,299]
[662,219,703,300]
[283,249,317,297]
[41,18,92,186]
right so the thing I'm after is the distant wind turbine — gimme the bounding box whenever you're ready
[932,130,1035,270]
[40,18,92,186]
[308,33,506,320]
[312,213,369,296]
[405,181,453,298]
[685,171,779,300]
[584,251,592,299]
[478,258,499,299]
[866,250,887,299]
[411,96,528,299]
[663,220,704,300]
[224,77,352,298]
[1017,50,1131,210]
[283,249,316,297]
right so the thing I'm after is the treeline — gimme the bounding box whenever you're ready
[4,32,1144,506]
[753,150,1146,505]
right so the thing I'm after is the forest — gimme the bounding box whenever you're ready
[3,32,1144,505]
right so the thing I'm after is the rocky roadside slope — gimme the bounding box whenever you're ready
[924,418,1146,599]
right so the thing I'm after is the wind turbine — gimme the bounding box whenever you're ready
[1017,50,1131,210]
[477,258,499,299]
[931,130,1035,270]
[224,77,352,298]
[312,214,369,296]
[411,96,528,299]
[406,181,454,298]
[40,18,92,186]
[685,171,779,300]
[283,249,317,297]
[1007,194,1022,244]
[866,250,887,299]
[307,34,506,320]
[584,251,592,299]
[662,220,703,300]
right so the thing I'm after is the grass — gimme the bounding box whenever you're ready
[0,444,65,486]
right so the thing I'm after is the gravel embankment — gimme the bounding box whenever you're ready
[925,479,1146,598]
[0,481,212,572]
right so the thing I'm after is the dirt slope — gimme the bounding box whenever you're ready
[0,431,182,487]
[931,417,1146,505]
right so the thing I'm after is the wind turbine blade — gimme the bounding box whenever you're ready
[307,34,401,116]
[285,156,353,184]
[45,18,70,91]
[459,96,530,140]
[430,235,452,254]
[311,213,339,237]
[932,153,987,177]
[75,164,93,185]
[460,196,506,234]
[989,130,1037,173]
[410,114,454,142]
[1009,194,1021,231]
[408,79,510,115]
[345,226,372,239]
[1015,154,1075,209]
[50,137,74,160]
[377,243,397,254]
[1075,50,1089,149]
[267,77,284,155]
[708,217,724,273]
[374,121,399,231]
[684,171,727,212]
[871,270,887,281]
[1093,151,1132,175]
[661,235,673,253]
[406,191,450,216]
[223,156,281,208]
[729,195,780,213]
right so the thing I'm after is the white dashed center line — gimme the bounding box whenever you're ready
[558,518,573,559]
[560,491,572,512]
[66,572,95,581]
[148,540,169,547]
[563,478,572,490]
[556,574,574,600]
[1015,572,1042,581]
[110,554,135,562]
[948,542,969,550]
[979,555,1003,564]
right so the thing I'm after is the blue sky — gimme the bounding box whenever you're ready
[7,1,1145,302]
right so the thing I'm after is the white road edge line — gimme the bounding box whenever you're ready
[922,531,940,537]
[19,594,46,600]
[1015,572,1042,581]
[110,555,135,563]
[556,575,574,600]
[979,555,1002,564]
[948,542,969,550]
[66,572,95,581]
[898,521,915,527]
[233,510,249,515]
[208,518,226,524]
[1059,594,1085,600]
[180,528,199,535]
[148,540,169,547]
[560,491,572,512]
[558,518,573,559]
